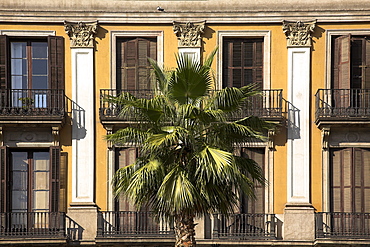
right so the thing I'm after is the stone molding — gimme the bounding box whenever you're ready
[322,127,330,150]
[173,21,205,48]
[64,21,98,48]
[282,20,316,47]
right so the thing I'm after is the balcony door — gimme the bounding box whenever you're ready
[10,41,48,108]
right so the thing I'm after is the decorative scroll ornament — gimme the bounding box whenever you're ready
[64,21,98,48]
[173,21,206,48]
[322,127,330,150]
[268,129,276,150]
[282,20,316,47]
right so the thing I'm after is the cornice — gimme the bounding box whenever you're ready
[2,10,370,24]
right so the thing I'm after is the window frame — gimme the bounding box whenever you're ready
[110,31,164,90]
[326,29,370,89]
[217,30,271,90]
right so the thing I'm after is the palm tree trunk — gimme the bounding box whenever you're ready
[174,214,196,247]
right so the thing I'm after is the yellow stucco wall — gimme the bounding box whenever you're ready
[2,20,370,214]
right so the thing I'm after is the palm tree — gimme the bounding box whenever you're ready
[106,50,273,247]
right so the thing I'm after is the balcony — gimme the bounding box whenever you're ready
[212,213,277,240]
[96,211,174,245]
[316,212,370,239]
[0,89,66,126]
[99,89,284,127]
[0,212,67,244]
[315,89,370,127]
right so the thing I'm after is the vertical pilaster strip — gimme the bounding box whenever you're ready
[106,125,115,211]
[283,20,315,205]
[283,20,316,241]
[65,21,98,206]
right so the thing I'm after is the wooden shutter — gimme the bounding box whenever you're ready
[48,36,65,90]
[0,146,8,213]
[117,38,157,91]
[0,35,8,90]
[333,35,351,108]
[115,147,138,211]
[222,38,263,89]
[59,152,67,212]
[50,146,60,212]
[331,147,370,213]
[240,147,265,214]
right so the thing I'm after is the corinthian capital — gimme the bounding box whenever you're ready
[282,20,316,47]
[64,21,98,48]
[173,21,206,48]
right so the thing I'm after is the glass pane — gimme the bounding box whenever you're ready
[33,152,49,170]
[11,42,26,59]
[32,59,48,75]
[33,191,49,210]
[34,171,49,190]
[11,75,27,90]
[32,42,48,58]
[12,152,28,170]
[32,76,48,90]
[11,59,27,76]
[12,171,28,190]
[12,191,27,211]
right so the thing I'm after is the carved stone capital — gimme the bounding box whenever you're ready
[282,20,316,47]
[173,21,205,48]
[64,21,98,48]
[322,127,330,150]
[52,126,60,146]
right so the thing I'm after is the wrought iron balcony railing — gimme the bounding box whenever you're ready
[0,212,66,238]
[315,89,370,121]
[212,213,277,240]
[97,211,174,238]
[99,89,284,122]
[316,212,370,239]
[0,89,65,118]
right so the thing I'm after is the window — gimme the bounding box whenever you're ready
[222,38,263,89]
[0,35,64,109]
[330,147,370,213]
[332,35,370,108]
[116,37,157,91]
[239,147,265,214]
[0,147,63,213]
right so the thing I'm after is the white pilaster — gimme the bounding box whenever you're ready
[71,47,95,205]
[287,47,311,204]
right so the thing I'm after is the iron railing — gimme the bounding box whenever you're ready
[213,213,276,240]
[0,89,65,117]
[315,89,370,119]
[97,211,174,238]
[0,212,66,238]
[316,212,370,238]
[100,89,284,121]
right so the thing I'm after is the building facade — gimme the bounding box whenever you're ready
[0,0,370,246]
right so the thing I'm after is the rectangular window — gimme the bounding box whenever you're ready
[222,38,263,89]
[0,35,64,109]
[332,35,370,109]
[0,146,63,213]
[116,37,157,91]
